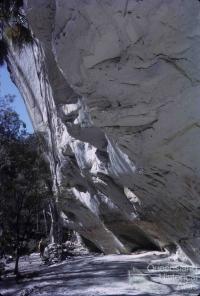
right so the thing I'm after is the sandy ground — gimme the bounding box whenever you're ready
[0,251,200,296]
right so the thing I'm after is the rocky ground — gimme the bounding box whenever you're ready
[1,251,200,296]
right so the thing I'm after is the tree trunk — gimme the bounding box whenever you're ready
[43,209,48,236]
[36,211,39,232]
[49,200,62,244]
[14,249,20,276]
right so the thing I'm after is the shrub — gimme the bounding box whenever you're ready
[0,0,33,65]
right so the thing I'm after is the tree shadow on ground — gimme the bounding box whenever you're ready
[1,253,200,296]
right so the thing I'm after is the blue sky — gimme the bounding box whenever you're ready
[0,65,33,133]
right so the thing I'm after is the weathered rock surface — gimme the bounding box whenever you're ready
[7,0,200,264]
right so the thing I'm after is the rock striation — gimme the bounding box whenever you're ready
[7,0,200,264]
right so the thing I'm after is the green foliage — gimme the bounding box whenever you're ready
[0,0,33,65]
[0,98,52,273]
[0,95,26,140]
[10,23,33,46]
[0,0,24,22]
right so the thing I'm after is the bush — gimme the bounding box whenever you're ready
[5,24,33,48]
[0,0,33,65]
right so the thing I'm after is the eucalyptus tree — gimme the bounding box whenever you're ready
[0,97,52,275]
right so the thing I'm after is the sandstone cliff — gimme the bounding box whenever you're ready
[7,0,200,264]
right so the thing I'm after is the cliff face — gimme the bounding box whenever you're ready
[7,0,200,263]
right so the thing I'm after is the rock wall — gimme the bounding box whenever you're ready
[7,0,200,263]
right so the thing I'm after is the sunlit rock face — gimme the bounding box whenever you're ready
[7,0,200,263]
